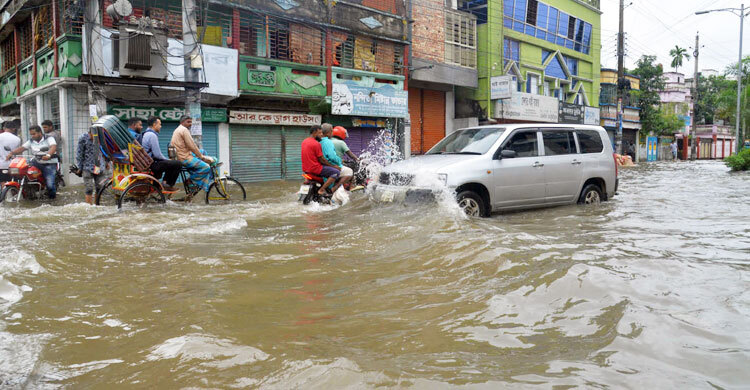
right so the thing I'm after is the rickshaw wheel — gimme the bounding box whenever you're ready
[95,179,118,206]
[117,181,165,209]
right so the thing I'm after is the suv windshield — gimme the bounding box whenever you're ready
[426,127,506,155]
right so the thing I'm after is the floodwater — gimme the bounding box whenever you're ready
[1,160,748,388]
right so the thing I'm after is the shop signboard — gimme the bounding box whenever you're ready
[584,106,600,125]
[332,82,408,118]
[490,75,513,100]
[558,102,584,124]
[109,106,227,123]
[494,92,558,123]
[229,110,321,126]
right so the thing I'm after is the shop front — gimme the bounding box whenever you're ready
[109,106,227,160]
[228,111,322,182]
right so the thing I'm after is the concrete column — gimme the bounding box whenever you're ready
[19,100,27,138]
[445,90,455,136]
[218,122,231,175]
[35,94,44,125]
[83,0,105,76]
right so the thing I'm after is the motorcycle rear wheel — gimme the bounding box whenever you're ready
[0,186,20,203]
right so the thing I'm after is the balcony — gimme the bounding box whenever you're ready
[239,56,327,98]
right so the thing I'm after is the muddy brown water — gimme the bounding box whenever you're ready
[1,160,748,388]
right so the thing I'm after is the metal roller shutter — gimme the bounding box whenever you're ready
[157,122,219,159]
[284,128,309,179]
[408,87,423,154]
[421,89,446,152]
[230,125,283,182]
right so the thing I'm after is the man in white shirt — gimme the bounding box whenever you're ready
[0,123,21,182]
[6,125,58,199]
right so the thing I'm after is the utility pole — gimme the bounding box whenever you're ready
[736,4,744,155]
[182,0,202,146]
[691,32,699,160]
[616,0,625,155]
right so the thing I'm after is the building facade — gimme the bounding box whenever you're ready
[456,0,601,126]
[0,0,411,184]
[408,0,478,154]
[599,68,640,155]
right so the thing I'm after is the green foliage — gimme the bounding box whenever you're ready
[631,55,666,136]
[695,74,733,125]
[669,46,690,73]
[724,148,750,171]
[655,110,686,135]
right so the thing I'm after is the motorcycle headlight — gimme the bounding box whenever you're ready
[9,168,19,175]
[437,173,448,186]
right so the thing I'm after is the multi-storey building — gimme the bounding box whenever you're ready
[0,0,410,183]
[407,0,478,154]
[457,0,601,126]
[599,68,640,152]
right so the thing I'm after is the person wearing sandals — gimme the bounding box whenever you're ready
[170,115,213,193]
[301,124,342,197]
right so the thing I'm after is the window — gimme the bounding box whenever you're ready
[239,12,325,66]
[527,74,539,94]
[576,130,604,153]
[445,10,477,68]
[543,130,576,155]
[503,131,539,157]
[503,0,592,54]
[1,37,15,73]
[503,38,520,67]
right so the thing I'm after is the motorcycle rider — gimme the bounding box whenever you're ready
[301,125,341,197]
[331,126,359,163]
[41,120,62,161]
[139,116,181,192]
[5,125,58,199]
[320,124,352,188]
[0,122,21,182]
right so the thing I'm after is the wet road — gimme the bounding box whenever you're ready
[1,160,749,388]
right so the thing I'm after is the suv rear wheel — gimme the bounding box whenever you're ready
[457,190,489,217]
[578,183,603,205]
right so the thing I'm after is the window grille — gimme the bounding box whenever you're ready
[1,37,15,73]
[59,0,84,36]
[196,4,233,47]
[239,11,324,66]
[103,0,183,39]
[36,6,54,50]
[331,32,403,75]
[18,18,34,59]
[444,10,476,68]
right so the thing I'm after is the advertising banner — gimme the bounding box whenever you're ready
[332,82,408,118]
[494,92,558,123]
[559,102,584,124]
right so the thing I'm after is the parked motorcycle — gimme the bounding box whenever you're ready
[0,146,63,203]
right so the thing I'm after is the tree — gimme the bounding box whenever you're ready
[695,74,733,125]
[630,55,666,136]
[669,46,690,73]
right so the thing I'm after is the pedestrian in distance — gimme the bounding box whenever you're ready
[139,116,181,192]
[170,115,213,194]
[75,127,110,204]
[671,141,678,160]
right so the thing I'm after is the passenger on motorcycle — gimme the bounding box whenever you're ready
[320,124,352,188]
[5,125,58,199]
[41,120,62,163]
[170,115,213,193]
[75,127,110,204]
[301,125,342,197]
[139,116,181,192]
[0,122,21,183]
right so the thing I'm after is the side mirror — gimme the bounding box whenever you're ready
[497,149,516,159]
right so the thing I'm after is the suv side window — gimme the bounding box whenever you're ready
[542,130,576,155]
[576,130,604,153]
[503,131,539,157]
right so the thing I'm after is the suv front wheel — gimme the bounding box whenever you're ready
[457,190,489,217]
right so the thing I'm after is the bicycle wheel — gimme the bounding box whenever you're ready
[206,177,246,204]
[94,179,118,206]
[117,182,165,209]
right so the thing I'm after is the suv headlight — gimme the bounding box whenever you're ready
[437,173,448,186]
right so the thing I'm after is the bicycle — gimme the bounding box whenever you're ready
[174,159,246,204]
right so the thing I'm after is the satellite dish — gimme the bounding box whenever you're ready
[106,0,133,21]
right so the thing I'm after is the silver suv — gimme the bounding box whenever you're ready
[371,124,618,217]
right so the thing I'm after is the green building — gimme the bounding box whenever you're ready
[458,0,601,123]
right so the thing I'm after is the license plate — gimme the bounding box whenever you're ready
[298,185,310,194]
[381,190,394,202]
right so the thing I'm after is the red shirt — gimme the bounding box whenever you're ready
[301,137,323,175]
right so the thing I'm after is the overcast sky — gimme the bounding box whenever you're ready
[599,0,750,75]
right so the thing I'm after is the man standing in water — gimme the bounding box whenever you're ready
[75,127,109,204]
[301,125,341,197]
[671,140,678,160]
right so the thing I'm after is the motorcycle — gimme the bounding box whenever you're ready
[0,146,63,203]
[297,172,331,205]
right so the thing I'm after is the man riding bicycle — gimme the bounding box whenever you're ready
[170,115,213,193]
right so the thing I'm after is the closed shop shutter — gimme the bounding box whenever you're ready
[346,128,381,157]
[409,87,423,154]
[421,89,446,152]
[285,127,309,179]
[230,125,283,182]
[158,122,219,159]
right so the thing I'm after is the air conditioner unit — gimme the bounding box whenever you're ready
[116,18,169,79]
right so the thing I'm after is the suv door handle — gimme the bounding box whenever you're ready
[532,162,544,168]
[571,160,582,165]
